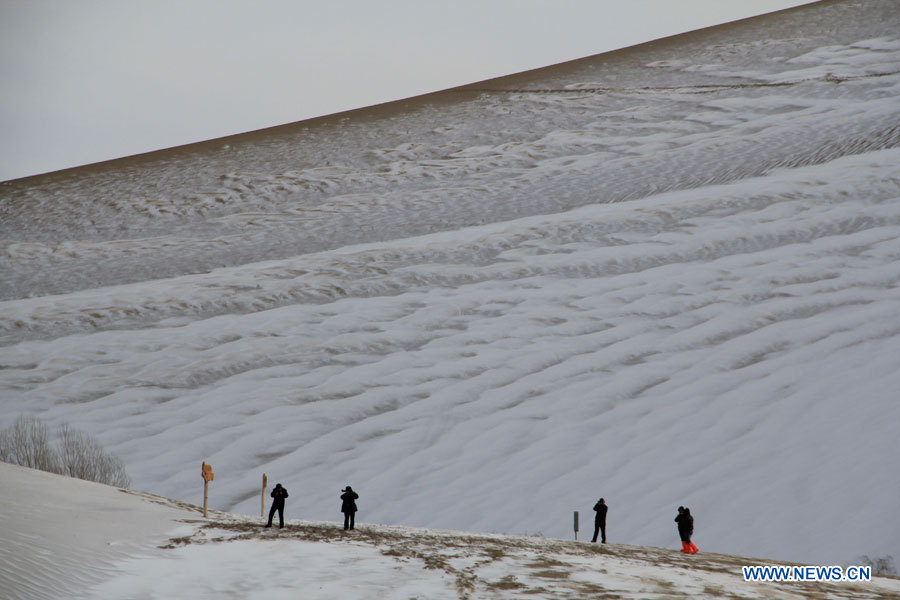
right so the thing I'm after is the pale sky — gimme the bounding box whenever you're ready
[0,0,817,182]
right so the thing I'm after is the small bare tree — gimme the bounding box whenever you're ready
[0,416,61,473]
[858,555,897,576]
[0,416,131,488]
[58,423,131,488]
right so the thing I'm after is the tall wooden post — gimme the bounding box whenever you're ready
[201,462,214,518]
[261,473,268,518]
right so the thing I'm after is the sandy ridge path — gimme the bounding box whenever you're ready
[102,514,900,600]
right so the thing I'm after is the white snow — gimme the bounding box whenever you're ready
[2,1,900,597]
[4,463,899,600]
[91,539,460,600]
[0,463,195,600]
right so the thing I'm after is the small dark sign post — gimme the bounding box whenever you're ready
[574,511,579,541]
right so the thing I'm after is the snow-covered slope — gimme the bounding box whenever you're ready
[0,463,196,600]
[4,463,899,600]
[2,0,899,575]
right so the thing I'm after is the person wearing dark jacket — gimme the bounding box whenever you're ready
[340,486,359,530]
[675,506,698,553]
[591,498,608,543]
[266,483,289,528]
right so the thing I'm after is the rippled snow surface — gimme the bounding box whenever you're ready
[1,0,898,566]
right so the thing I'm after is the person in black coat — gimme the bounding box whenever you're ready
[591,498,608,543]
[340,486,359,530]
[675,506,688,550]
[266,483,289,528]
[675,506,697,553]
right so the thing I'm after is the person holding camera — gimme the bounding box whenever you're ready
[266,483,289,528]
[340,485,359,530]
[592,498,608,543]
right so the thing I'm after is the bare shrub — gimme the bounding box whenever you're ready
[58,423,131,488]
[858,554,897,576]
[0,417,61,473]
[0,416,131,488]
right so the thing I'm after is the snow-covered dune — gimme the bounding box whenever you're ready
[1,0,899,580]
[0,463,196,600]
[4,463,899,600]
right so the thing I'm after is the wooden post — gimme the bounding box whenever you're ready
[201,462,214,518]
[261,473,268,518]
[574,511,579,541]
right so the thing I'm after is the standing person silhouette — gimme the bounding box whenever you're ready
[266,483,289,528]
[683,507,697,553]
[675,506,688,552]
[591,498,608,543]
[341,486,359,530]
[675,506,697,553]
